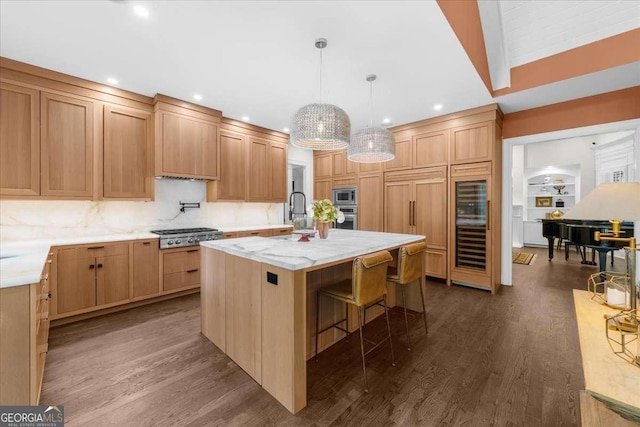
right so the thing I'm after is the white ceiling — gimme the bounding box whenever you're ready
[0,0,638,133]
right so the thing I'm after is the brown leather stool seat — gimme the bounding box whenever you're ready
[386,241,428,350]
[315,250,395,392]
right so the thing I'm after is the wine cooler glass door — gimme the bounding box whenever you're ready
[455,180,488,272]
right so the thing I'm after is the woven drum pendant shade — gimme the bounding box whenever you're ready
[348,126,395,163]
[290,103,351,150]
[347,74,395,163]
[290,38,351,151]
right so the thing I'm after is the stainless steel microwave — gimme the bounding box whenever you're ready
[332,187,357,205]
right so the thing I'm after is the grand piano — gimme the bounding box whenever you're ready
[542,219,635,271]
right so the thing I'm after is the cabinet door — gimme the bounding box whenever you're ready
[132,241,160,299]
[41,92,94,198]
[414,177,447,249]
[0,82,40,196]
[384,181,412,234]
[103,104,153,199]
[269,142,287,201]
[358,162,382,174]
[56,248,96,314]
[450,121,492,165]
[216,130,246,200]
[358,173,383,231]
[332,150,357,177]
[160,112,219,179]
[314,179,332,201]
[247,137,269,201]
[313,152,332,179]
[384,138,411,171]
[414,129,449,168]
[96,253,130,305]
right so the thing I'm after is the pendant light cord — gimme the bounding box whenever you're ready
[319,47,323,104]
[369,79,373,128]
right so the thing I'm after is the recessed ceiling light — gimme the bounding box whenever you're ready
[283,128,290,133]
[133,5,150,18]
[382,118,391,124]
[241,116,250,122]
[193,94,203,101]
[107,77,118,85]
[433,104,443,111]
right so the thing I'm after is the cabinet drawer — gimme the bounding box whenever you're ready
[239,229,272,237]
[163,270,200,292]
[271,227,292,236]
[451,162,492,177]
[223,232,239,239]
[162,248,200,274]
[76,243,129,259]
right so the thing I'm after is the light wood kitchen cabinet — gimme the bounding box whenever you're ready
[313,152,332,179]
[240,229,274,237]
[357,173,383,231]
[449,162,500,292]
[54,243,130,316]
[450,121,493,164]
[314,179,332,201]
[41,91,96,198]
[271,227,293,237]
[0,82,40,197]
[332,150,357,177]
[154,94,221,180]
[160,246,200,293]
[0,254,51,405]
[247,137,288,202]
[207,128,246,201]
[384,129,449,171]
[103,104,153,200]
[132,240,160,299]
[385,167,448,278]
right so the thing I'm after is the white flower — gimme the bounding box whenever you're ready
[336,210,345,224]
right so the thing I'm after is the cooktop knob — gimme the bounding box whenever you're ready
[188,238,194,243]
[195,238,200,242]
[167,240,174,245]
[175,239,181,244]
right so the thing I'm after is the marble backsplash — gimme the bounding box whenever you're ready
[0,179,284,241]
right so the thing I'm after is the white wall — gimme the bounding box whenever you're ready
[0,179,283,241]
[524,135,597,198]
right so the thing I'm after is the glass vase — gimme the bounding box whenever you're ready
[317,221,330,239]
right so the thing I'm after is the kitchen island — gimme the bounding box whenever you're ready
[200,229,426,414]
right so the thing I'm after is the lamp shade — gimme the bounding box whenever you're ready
[290,103,351,150]
[563,182,640,221]
[347,126,395,163]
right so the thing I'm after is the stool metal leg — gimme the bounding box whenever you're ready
[419,277,428,335]
[383,295,396,366]
[357,306,368,393]
[315,292,321,361]
[400,284,411,350]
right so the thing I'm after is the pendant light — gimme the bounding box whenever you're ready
[347,74,395,163]
[290,38,351,150]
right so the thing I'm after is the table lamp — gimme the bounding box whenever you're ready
[564,182,640,365]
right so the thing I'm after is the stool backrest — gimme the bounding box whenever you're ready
[397,241,428,285]
[352,250,393,306]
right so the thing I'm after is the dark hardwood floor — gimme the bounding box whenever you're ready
[41,246,601,426]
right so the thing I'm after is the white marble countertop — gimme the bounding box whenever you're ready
[200,229,425,271]
[219,224,293,232]
[0,232,158,289]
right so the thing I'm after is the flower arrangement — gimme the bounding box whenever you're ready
[310,199,345,223]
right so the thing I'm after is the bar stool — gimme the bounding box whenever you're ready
[315,250,395,392]
[386,241,428,350]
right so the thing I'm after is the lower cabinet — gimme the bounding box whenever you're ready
[160,246,201,293]
[132,240,160,299]
[55,243,129,316]
[0,253,51,405]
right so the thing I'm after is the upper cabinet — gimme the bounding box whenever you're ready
[40,92,96,199]
[247,136,287,202]
[0,82,40,197]
[103,104,153,200]
[450,121,493,164]
[154,94,221,180]
[332,150,357,177]
[314,152,332,179]
[384,128,450,171]
[207,118,288,203]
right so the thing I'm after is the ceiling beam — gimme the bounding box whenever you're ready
[477,0,510,91]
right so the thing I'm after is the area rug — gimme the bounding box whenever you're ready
[512,252,536,265]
